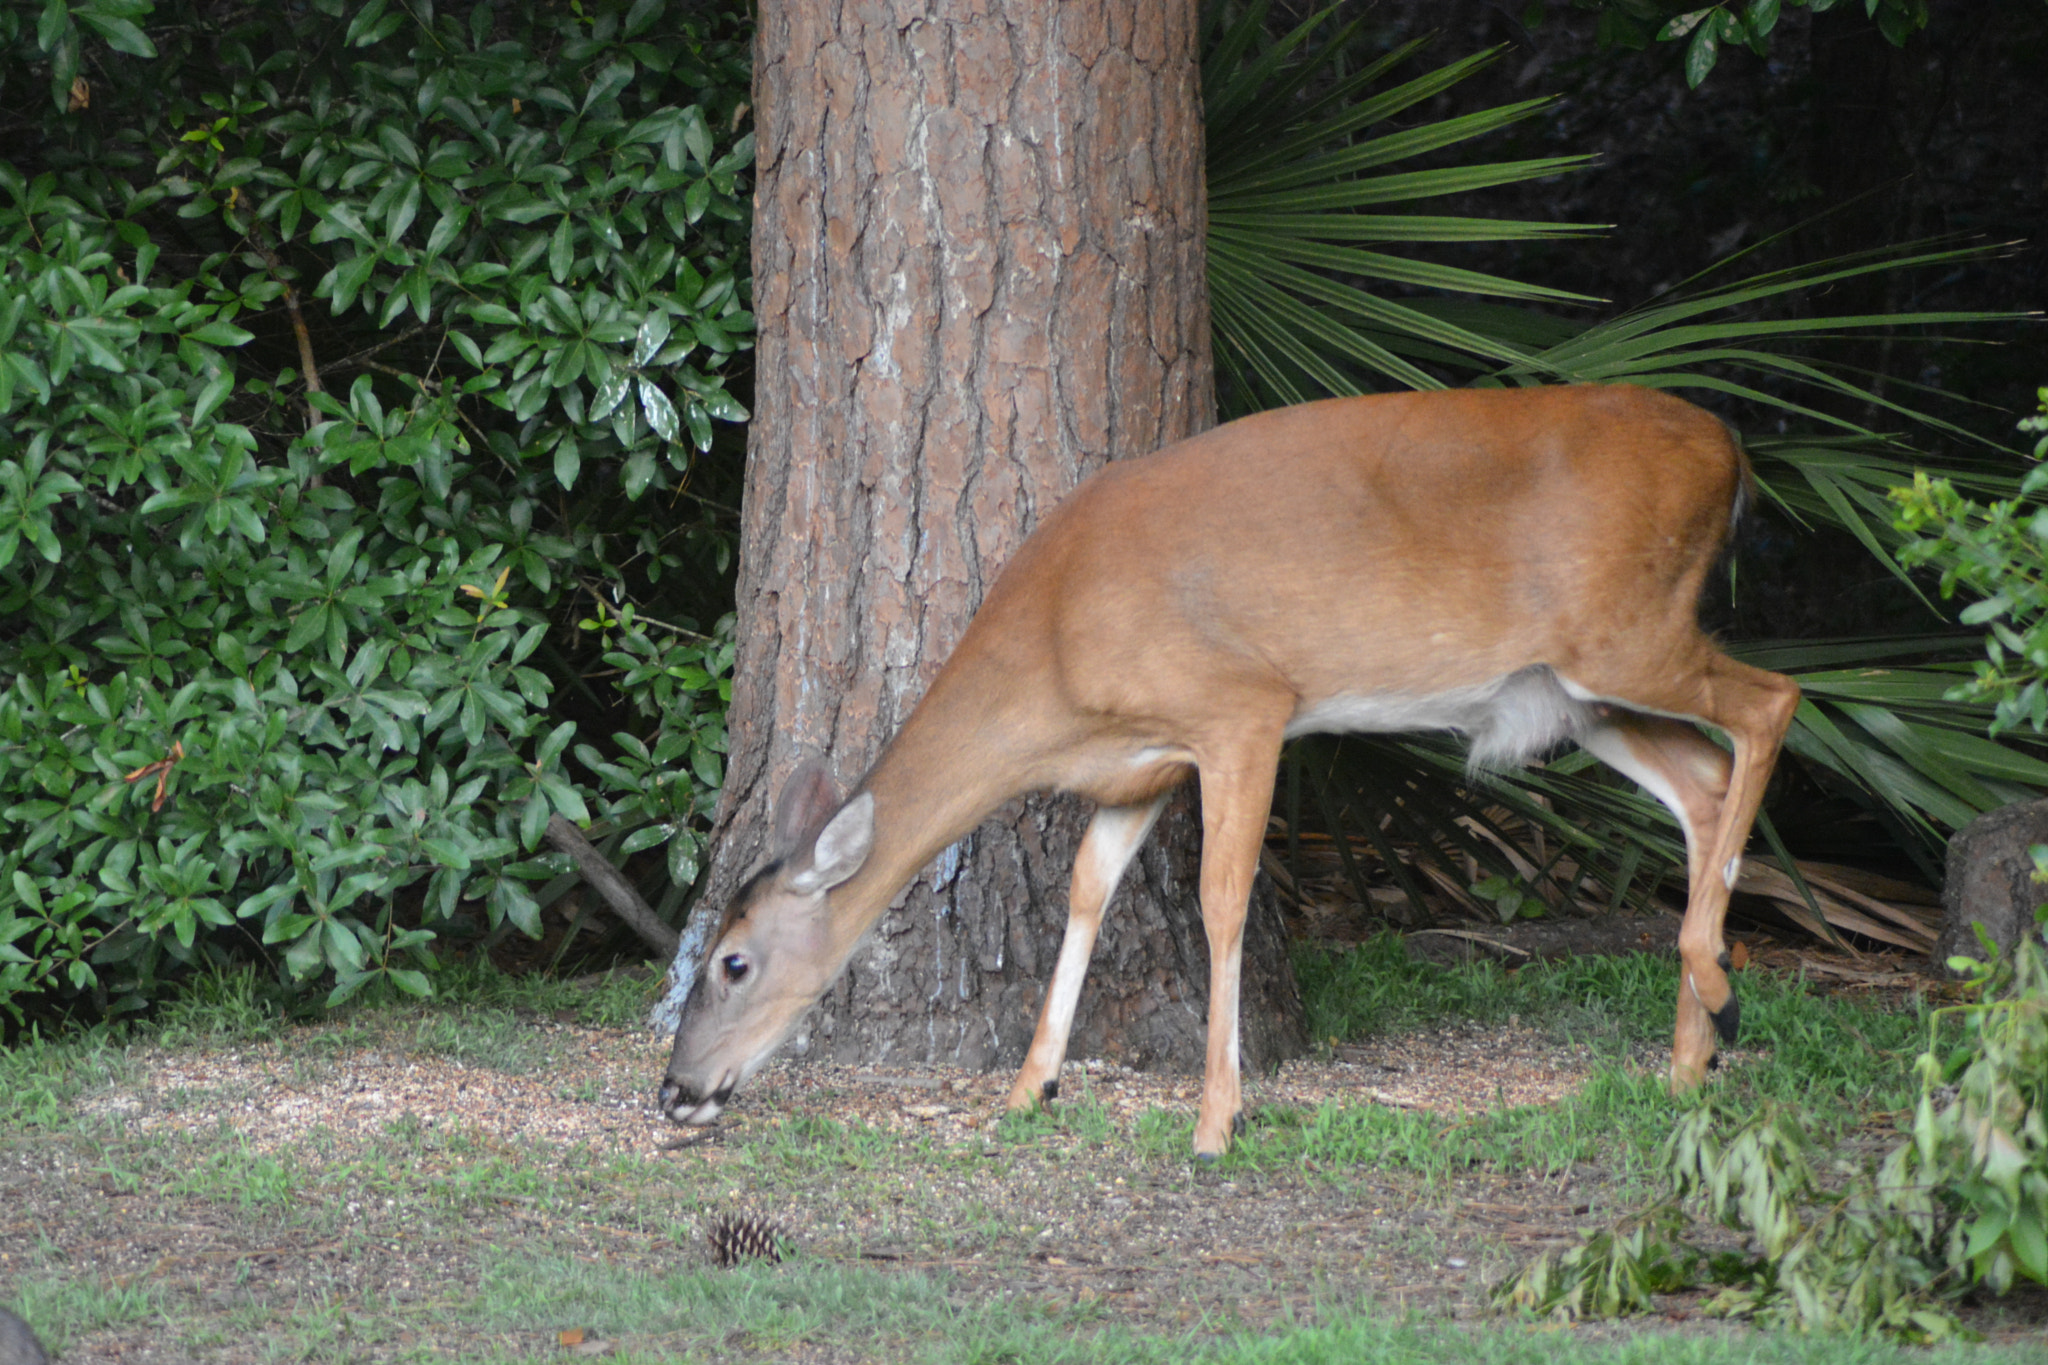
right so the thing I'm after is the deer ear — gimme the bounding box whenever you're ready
[773,760,844,854]
[786,793,874,895]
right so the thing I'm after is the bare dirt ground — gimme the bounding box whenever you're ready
[5,1010,1646,1362]
[6,930,2046,1360]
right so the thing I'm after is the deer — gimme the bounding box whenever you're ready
[659,383,1802,1160]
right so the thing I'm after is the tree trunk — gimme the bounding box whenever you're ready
[653,0,1306,1078]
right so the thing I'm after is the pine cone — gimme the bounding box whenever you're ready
[707,1213,784,1267]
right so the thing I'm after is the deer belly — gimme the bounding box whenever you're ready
[1285,665,1599,769]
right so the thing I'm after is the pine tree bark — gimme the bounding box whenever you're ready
[656,0,1305,1078]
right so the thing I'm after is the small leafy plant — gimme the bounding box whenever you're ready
[1891,386,2048,736]
[1493,912,2048,1338]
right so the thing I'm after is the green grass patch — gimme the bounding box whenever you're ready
[384,1006,579,1074]
[0,1030,131,1127]
[453,1249,2048,1365]
[137,958,660,1055]
[473,1252,973,1357]
[428,958,666,1030]
[1207,1317,2048,1365]
[1295,935,1674,1042]
[1131,1063,1670,1182]
[1245,939,1934,1181]
[1299,939,1928,1108]
[997,1094,1117,1147]
[3,1277,168,1361]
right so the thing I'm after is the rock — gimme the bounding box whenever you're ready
[1939,798,2048,973]
[0,1307,49,1365]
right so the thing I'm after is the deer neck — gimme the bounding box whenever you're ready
[818,671,1039,958]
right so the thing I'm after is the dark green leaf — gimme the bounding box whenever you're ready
[639,379,680,443]
[1684,16,1722,86]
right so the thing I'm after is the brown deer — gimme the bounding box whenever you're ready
[660,385,1801,1159]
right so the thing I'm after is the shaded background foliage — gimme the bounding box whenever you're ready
[1396,0,2044,449]
[0,0,754,1025]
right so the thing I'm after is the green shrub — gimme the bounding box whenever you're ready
[0,0,751,1020]
[1494,916,2048,1338]
[1911,916,2048,1294]
[1891,386,2048,736]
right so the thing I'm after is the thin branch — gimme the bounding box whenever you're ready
[235,204,323,407]
[323,324,433,378]
[542,816,681,956]
[575,576,715,642]
[364,359,435,388]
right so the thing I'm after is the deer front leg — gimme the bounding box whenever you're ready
[1191,739,1283,1161]
[1008,798,1168,1111]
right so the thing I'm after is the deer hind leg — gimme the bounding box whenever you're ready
[1190,735,1285,1161]
[1578,714,1736,1085]
[1007,796,1169,1112]
[1578,657,1800,1089]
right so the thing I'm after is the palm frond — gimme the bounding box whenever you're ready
[1519,239,2028,450]
[1203,5,1604,416]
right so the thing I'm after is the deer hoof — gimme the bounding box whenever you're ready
[1710,988,1740,1046]
[1041,1078,1059,1102]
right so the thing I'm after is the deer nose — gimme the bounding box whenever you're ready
[659,1073,735,1125]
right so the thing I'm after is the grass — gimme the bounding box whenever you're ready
[1208,1321,2048,1365]
[6,1278,169,1357]
[456,1251,2048,1365]
[1275,937,1931,1181]
[1297,936,1929,1110]
[12,1248,2047,1365]
[998,1094,1119,1147]
[0,944,1995,1363]
[1124,1064,1679,1182]
[472,1254,969,1355]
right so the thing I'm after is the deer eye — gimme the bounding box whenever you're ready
[721,953,750,984]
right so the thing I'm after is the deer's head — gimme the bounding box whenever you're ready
[659,764,874,1125]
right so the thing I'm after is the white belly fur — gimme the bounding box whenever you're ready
[1285,665,1600,770]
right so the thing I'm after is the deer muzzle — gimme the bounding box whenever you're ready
[658,1070,736,1126]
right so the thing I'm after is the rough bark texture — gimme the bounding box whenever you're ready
[660,0,1305,1075]
[1938,798,2048,975]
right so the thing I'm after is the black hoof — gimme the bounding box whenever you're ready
[1041,1079,1059,1102]
[1195,1150,1221,1167]
[1710,989,1740,1046]
[1716,949,1732,972]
